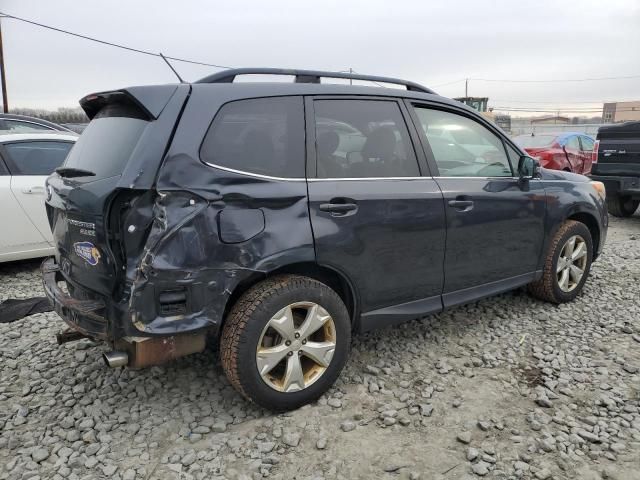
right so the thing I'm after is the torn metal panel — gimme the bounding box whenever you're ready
[43,85,315,348]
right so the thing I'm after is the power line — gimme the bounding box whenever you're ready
[491,99,610,104]
[472,74,640,83]
[0,11,232,69]
[431,78,466,88]
[490,107,639,113]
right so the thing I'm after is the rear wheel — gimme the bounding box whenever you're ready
[606,195,639,217]
[220,275,351,411]
[528,220,593,303]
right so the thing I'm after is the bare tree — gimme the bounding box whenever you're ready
[9,107,88,124]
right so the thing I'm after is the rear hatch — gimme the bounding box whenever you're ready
[593,121,640,176]
[45,84,189,297]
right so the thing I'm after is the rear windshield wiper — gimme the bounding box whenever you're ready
[55,167,96,178]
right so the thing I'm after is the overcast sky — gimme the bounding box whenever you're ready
[2,0,639,116]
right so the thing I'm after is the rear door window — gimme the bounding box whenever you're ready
[200,96,305,178]
[3,141,73,175]
[313,99,419,178]
[566,136,580,150]
[62,103,148,179]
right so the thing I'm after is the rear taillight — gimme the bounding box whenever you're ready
[592,140,599,164]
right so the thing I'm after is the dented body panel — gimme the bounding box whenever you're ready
[43,83,315,345]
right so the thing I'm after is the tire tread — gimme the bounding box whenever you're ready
[220,274,347,407]
[528,220,590,304]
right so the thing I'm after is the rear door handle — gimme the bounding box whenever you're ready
[448,199,474,211]
[22,186,45,194]
[319,202,358,216]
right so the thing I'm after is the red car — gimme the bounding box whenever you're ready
[514,133,595,175]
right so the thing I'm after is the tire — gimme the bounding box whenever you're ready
[606,195,639,218]
[528,220,593,304]
[220,274,351,411]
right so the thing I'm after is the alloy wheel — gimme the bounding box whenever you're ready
[256,302,336,392]
[556,235,588,292]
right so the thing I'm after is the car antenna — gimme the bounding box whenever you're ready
[159,53,185,83]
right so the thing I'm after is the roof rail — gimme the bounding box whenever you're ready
[195,68,435,94]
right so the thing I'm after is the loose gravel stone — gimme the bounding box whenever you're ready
[1,216,640,479]
[31,448,49,463]
[283,432,301,447]
[340,420,356,432]
[466,447,479,461]
[471,461,491,476]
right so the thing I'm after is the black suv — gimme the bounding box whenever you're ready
[590,121,640,217]
[42,69,608,410]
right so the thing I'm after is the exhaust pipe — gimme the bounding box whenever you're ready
[103,351,129,368]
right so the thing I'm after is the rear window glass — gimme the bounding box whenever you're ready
[513,135,556,148]
[62,103,147,179]
[200,96,305,178]
[4,141,73,175]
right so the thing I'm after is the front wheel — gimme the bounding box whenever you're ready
[220,275,351,411]
[528,220,593,304]
[606,195,639,218]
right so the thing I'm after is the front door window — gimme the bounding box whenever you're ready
[412,108,513,177]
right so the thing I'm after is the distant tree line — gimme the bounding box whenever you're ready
[9,107,89,124]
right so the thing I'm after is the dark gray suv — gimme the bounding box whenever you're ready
[42,69,608,410]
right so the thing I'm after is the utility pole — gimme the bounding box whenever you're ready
[349,67,353,85]
[0,17,8,113]
[465,78,468,97]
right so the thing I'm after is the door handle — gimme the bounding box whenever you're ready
[22,186,45,194]
[448,199,474,212]
[319,202,358,216]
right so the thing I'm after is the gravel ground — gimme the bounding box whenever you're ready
[1,213,639,480]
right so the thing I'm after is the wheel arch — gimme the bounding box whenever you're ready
[566,210,601,259]
[222,262,359,331]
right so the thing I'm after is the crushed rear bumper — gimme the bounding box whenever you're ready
[41,257,109,340]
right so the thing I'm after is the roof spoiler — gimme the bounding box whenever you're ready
[79,84,179,120]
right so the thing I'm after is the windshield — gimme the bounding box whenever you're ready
[513,134,556,148]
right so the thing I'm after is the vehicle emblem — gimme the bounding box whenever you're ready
[61,258,71,275]
[73,241,101,266]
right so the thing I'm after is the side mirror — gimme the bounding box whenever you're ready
[518,155,539,180]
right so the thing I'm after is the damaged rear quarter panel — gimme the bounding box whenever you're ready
[126,86,314,337]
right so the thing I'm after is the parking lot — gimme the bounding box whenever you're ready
[0,213,638,480]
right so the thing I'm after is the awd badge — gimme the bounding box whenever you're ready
[73,241,101,266]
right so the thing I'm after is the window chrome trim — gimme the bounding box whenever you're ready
[434,176,520,180]
[308,176,429,181]
[203,162,306,182]
[204,162,433,182]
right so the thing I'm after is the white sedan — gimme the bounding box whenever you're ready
[0,133,77,262]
